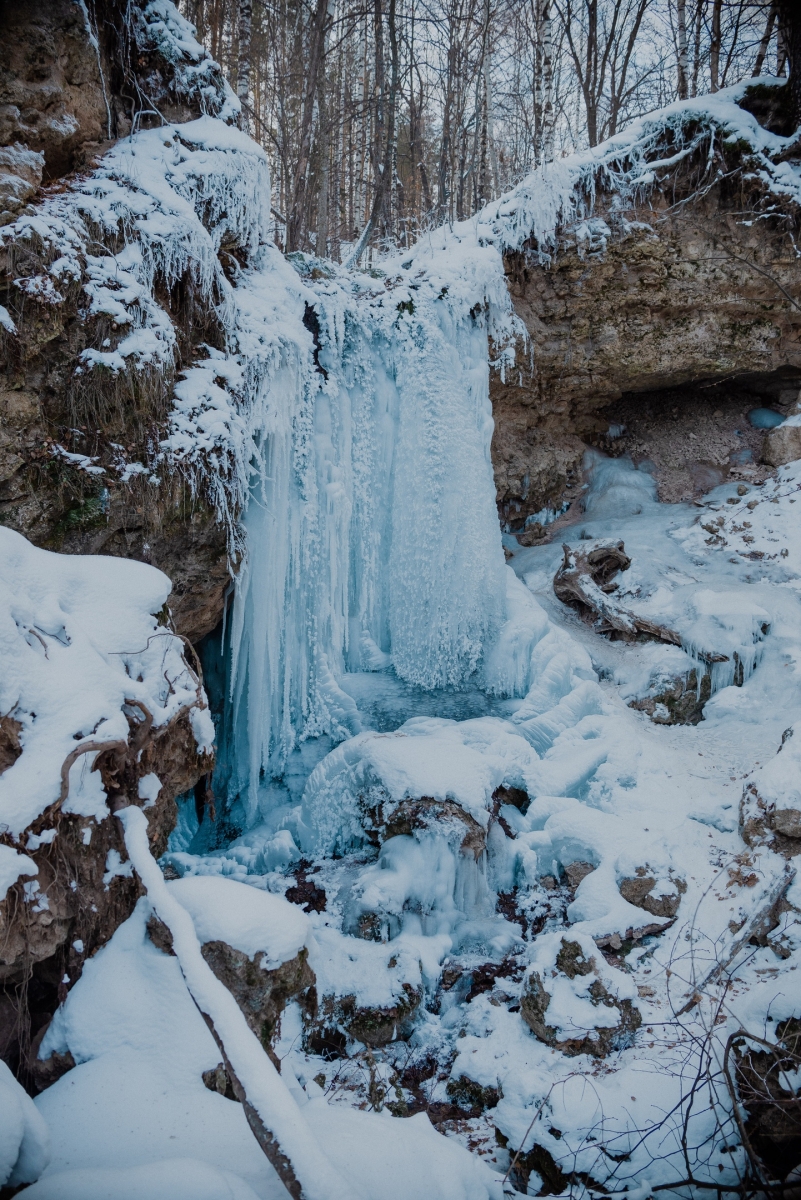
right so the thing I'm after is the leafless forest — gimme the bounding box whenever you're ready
[181,0,786,259]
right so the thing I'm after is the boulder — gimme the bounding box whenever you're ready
[363,794,486,859]
[618,868,686,919]
[628,667,711,725]
[762,419,801,468]
[520,935,641,1058]
[148,876,315,1064]
[308,984,422,1051]
[772,808,801,839]
[0,145,43,224]
[740,726,801,856]
[1,704,211,1080]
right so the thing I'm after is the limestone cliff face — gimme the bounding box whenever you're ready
[0,0,232,642]
[0,0,110,201]
[491,106,801,528]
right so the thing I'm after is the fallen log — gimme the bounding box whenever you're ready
[117,805,357,1200]
[554,541,728,664]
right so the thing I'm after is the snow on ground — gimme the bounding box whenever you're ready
[161,451,801,1197]
[29,883,503,1200]
[0,1061,49,1190]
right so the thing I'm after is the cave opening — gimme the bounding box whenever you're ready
[582,366,801,505]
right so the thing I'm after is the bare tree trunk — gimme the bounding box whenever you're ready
[586,0,598,145]
[330,33,345,262]
[477,0,491,203]
[691,0,704,95]
[541,0,554,161]
[237,0,252,111]
[286,0,329,253]
[316,76,329,257]
[710,0,722,91]
[752,2,777,77]
[346,0,399,264]
[438,52,454,221]
[777,0,801,126]
[533,0,544,163]
[677,0,689,98]
[607,0,649,136]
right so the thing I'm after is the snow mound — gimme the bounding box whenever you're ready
[307,1101,503,1200]
[166,875,309,965]
[17,1158,259,1200]
[0,1060,49,1189]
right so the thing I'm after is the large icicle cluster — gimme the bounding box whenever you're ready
[226,248,514,809]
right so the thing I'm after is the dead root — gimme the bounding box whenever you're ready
[553,540,728,664]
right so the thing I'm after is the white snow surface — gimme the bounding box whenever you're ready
[166,875,309,965]
[31,820,504,1200]
[18,1159,261,1200]
[0,1061,49,1189]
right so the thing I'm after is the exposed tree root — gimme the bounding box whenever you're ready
[554,541,728,664]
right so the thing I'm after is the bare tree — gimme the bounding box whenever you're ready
[183,0,790,258]
[557,0,652,146]
[677,0,689,98]
[237,0,252,110]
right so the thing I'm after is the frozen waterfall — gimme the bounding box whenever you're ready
[223,258,509,823]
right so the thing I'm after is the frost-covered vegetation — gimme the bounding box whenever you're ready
[2,2,801,1197]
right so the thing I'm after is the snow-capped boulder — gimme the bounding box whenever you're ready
[147,876,315,1062]
[520,933,641,1058]
[618,867,686,919]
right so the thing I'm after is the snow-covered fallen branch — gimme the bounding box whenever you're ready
[116,805,358,1200]
[554,541,729,664]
